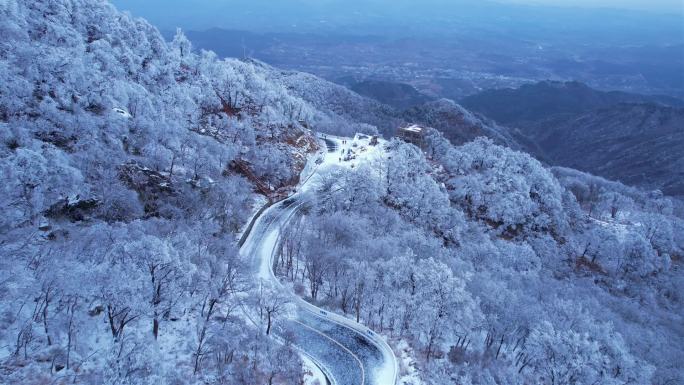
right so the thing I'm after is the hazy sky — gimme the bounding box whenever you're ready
[498,0,682,12]
[111,0,683,35]
[112,0,684,15]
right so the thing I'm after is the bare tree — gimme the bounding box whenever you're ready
[106,303,138,341]
[194,252,246,374]
[35,279,57,346]
[258,284,290,336]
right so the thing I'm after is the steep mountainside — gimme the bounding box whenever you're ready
[0,1,324,383]
[264,65,404,137]
[278,129,684,385]
[528,103,684,196]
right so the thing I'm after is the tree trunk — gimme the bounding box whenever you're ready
[66,299,76,370]
[42,303,52,346]
[107,305,117,339]
[153,318,159,340]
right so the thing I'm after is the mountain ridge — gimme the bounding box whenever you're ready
[460,81,684,196]
[461,80,684,126]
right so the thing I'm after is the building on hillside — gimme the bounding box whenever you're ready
[397,124,426,149]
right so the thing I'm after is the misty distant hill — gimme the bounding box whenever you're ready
[402,99,531,150]
[460,80,684,126]
[349,80,434,110]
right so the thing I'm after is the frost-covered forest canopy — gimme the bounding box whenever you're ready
[0,1,682,385]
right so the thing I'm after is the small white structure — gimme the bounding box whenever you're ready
[112,107,132,119]
[397,124,426,149]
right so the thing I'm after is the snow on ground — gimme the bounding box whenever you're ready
[256,222,281,282]
[395,340,424,385]
[112,107,132,119]
[301,355,328,385]
[303,133,388,192]
[298,133,400,385]
[375,334,400,385]
[590,216,632,241]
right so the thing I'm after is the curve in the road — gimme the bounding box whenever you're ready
[292,319,365,384]
[240,135,398,385]
[242,199,365,385]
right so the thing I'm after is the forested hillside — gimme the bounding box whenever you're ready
[0,1,320,383]
[279,132,683,385]
[402,99,531,149]
[266,68,528,149]
[0,1,682,385]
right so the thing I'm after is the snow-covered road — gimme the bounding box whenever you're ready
[240,134,397,385]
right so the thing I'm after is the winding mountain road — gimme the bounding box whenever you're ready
[239,135,397,385]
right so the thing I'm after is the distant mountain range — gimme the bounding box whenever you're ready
[460,81,684,196]
[166,27,684,102]
[460,80,684,126]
